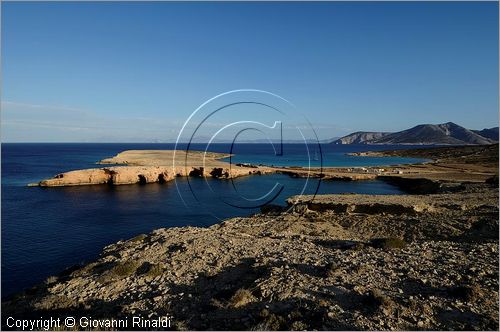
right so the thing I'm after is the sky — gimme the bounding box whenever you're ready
[1,1,498,142]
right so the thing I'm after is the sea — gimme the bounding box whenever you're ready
[1,143,428,297]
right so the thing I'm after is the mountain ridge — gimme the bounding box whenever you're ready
[332,122,498,145]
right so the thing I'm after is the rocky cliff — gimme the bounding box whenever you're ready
[30,150,273,187]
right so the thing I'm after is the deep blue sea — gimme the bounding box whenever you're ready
[1,143,427,297]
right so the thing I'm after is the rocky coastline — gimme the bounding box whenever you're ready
[5,144,499,330]
[29,150,275,187]
[29,144,499,188]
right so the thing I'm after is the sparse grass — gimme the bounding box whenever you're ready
[209,298,225,309]
[130,234,147,242]
[255,311,286,331]
[147,264,164,278]
[318,298,330,307]
[89,262,115,275]
[228,288,255,308]
[370,237,406,249]
[137,262,164,278]
[88,261,122,283]
[290,320,308,330]
[109,261,140,277]
[37,294,76,311]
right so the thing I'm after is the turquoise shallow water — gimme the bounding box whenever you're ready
[219,142,428,167]
[1,143,428,297]
[223,147,427,167]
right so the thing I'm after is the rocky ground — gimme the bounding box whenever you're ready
[348,144,499,182]
[3,180,498,330]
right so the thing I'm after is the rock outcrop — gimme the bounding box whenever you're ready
[36,166,267,187]
[3,183,498,330]
[32,150,273,187]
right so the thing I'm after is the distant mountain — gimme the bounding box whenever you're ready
[472,127,499,141]
[333,132,390,144]
[331,122,498,145]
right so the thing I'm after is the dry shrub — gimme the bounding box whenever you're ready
[228,288,255,308]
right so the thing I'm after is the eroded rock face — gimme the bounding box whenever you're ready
[287,191,497,216]
[301,202,421,215]
[38,169,111,187]
[188,167,204,177]
[210,168,229,178]
[33,150,276,187]
[37,166,268,187]
[378,176,442,194]
[37,167,171,187]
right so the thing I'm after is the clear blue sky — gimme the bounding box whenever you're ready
[2,1,498,142]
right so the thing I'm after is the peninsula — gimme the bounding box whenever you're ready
[30,145,498,189]
[29,150,272,187]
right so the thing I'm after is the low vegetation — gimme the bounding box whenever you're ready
[137,262,164,278]
[364,289,394,313]
[228,288,255,308]
[109,261,140,277]
[45,276,58,285]
[130,234,147,242]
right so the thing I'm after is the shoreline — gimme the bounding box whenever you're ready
[3,181,498,330]
[4,144,498,330]
[28,144,499,187]
[29,150,276,187]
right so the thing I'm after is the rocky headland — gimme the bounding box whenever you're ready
[29,144,499,188]
[30,150,274,187]
[5,144,498,330]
